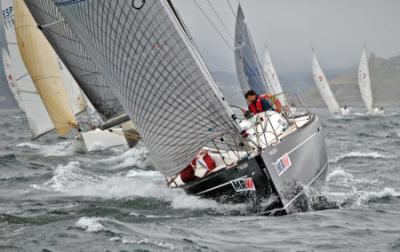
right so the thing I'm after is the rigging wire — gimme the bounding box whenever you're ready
[192,0,234,51]
[205,0,234,40]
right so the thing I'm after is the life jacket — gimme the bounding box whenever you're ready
[248,94,282,115]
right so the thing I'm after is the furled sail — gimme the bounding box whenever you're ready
[358,47,373,112]
[23,0,125,121]
[1,0,55,138]
[54,0,246,176]
[14,0,77,136]
[312,48,340,114]
[234,5,268,95]
[262,46,287,107]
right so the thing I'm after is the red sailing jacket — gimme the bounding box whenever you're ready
[248,94,282,115]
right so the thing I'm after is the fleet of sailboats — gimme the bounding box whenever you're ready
[0,0,387,214]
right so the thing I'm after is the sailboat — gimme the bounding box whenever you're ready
[22,0,141,151]
[312,47,350,116]
[54,0,328,215]
[358,45,382,115]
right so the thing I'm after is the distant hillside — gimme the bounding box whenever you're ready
[303,53,400,107]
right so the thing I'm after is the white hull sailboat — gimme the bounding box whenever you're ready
[358,45,382,115]
[312,47,349,116]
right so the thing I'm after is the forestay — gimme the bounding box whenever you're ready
[312,48,340,114]
[234,5,268,95]
[358,47,373,112]
[54,0,247,176]
[24,0,125,120]
[263,47,287,107]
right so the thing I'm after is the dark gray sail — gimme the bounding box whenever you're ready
[23,0,124,120]
[234,5,268,95]
[53,0,247,176]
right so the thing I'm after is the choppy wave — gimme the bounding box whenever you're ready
[330,151,387,163]
[17,141,75,157]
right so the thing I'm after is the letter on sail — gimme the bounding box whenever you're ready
[358,47,373,113]
[234,5,268,95]
[14,0,77,136]
[54,0,246,176]
[312,48,340,114]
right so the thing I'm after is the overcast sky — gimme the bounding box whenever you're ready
[173,0,400,74]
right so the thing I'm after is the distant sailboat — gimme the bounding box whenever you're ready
[358,45,381,115]
[53,0,328,215]
[312,47,349,116]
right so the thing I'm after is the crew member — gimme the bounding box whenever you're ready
[244,90,275,115]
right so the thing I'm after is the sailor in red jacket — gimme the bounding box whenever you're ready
[244,90,275,115]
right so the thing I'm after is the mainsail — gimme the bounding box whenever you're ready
[23,0,125,121]
[234,5,268,95]
[262,46,287,106]
[312,48,340,114]
[2,0,54,138]
[358,47,373,112]
[14,0,77,136]
[53,0,246,176]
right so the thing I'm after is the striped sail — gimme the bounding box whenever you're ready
[2,0,55,138]
[234,5,268,95]
[23,0,125,120]
[14,0,77,136]
[54,0,246,176]
[263,47,287,106]
[312,49,340,114]
[358,47,373,112]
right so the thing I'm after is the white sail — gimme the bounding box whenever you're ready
[54,0,247,176]
[312,49,340,114]
[2,0,54,138]
[262,47,287,106]
[1,47,23,109]
[358,47,373,112]
[58,59,86,115]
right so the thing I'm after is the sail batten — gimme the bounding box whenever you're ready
[312,49,340,114]
[358,47,373,112]
[53,0,245,176]
[234,5,267,95]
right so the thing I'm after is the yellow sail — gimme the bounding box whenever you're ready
[13,0,77,136]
